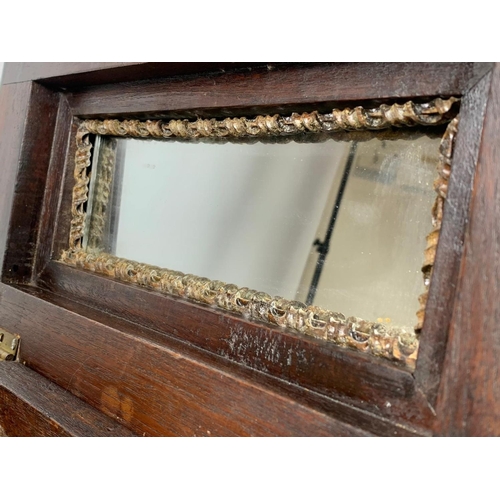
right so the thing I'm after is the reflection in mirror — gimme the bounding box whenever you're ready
[84,133,441,331]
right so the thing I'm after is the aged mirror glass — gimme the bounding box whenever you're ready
[62,98,459,367]
[85,134,439,330]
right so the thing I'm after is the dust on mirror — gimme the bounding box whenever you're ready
[83,131,441,333]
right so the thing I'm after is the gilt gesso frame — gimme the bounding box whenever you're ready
[60,98,460,369]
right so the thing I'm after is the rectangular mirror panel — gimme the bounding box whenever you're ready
[84,133,441,330]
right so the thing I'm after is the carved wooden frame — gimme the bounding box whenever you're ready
[60,98,459,369]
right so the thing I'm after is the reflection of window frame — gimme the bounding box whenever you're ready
[0,62,496,436]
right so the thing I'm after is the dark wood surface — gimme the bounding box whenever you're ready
[415,70,492,404]
[32,94,73,281]
[434,62,500,436]
[0,83,60,284]
[38,261,434,430]
[1,62,269,88]
[0,283,407,436]
[0,82,33,273]
[0,62,499,436]
[0,361,136,436]
[67,63,490,120]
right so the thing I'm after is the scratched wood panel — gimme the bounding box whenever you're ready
[0,287,427,435]
[39,261,433,431]
[0,283,409,436]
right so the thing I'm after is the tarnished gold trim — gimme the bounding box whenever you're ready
[69,124,93,251]
[61,249,420,367]
[82,98,457,139]
[415,117,459,332]
[62,98,460,369]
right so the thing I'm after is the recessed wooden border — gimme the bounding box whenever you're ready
[60,99,459,368]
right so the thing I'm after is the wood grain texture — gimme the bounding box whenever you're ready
[32,95,73,280]
[434,63,500,436]
[415,70,492,403]
[39,261,437,430]
[67,63,491,120]
[0,361,136,436]
[0,282,425,436]
[0,82,33,274]
[0,82,60,284]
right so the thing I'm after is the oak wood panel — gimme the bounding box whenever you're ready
[0,361,136,436]
[0,282,425,436]
[2,62,268,89]
[67,63,491,120]
[39,261,436,431]
[434,63,500,436]
[415,70,492,404]
[0,82,33,274]
[0,82,60,284]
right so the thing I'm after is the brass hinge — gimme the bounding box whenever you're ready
[0,328,20,361]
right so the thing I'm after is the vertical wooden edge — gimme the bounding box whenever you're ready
[433,63,500,436]
[32,95,73,280]
[414,69,493,406]
[0,82,33,273]
[1,81,60,284]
